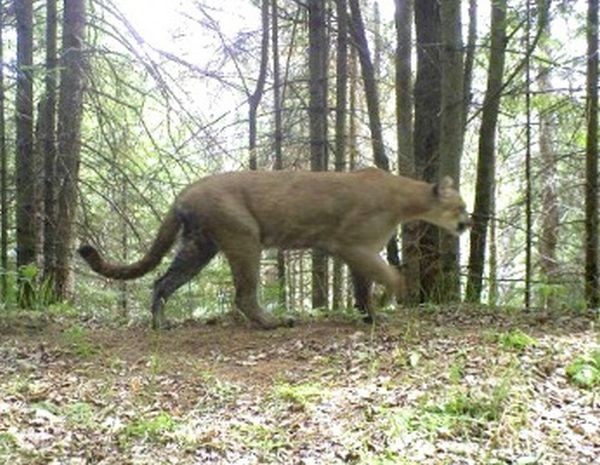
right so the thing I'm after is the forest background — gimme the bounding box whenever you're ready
[1,1,600,464]
[0,0,598,322]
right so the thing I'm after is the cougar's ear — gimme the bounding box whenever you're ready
[433,176,454,198]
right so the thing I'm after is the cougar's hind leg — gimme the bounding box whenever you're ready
[221,238,283,329]
[351,270,374,323]
[151,235,218,330]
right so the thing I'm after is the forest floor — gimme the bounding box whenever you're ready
[0,306,598,465]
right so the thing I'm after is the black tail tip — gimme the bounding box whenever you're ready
[77,244,97,259]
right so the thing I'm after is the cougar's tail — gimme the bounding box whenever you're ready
[78,207,180,280]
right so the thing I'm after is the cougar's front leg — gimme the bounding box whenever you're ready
[340,247,404,323]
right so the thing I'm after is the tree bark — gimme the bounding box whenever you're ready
[413,0,441,302]
[272,0,286,308]
[42,0,59,284]
[585,0,599,309]
[438,0,464,301]
[395,0,418,304]
[465,0,508,303]
[55,0,87,299]
[348,0,388,172]
[332,0,348,310]
[348,0,400,269]
[463,0,477,131]
[249,0,269,170]
[537,34,559,309]
[308,0,329,310]
[0,5,7,300]
[15,0,36,305]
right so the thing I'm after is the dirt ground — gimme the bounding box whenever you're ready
[0,306,598,464]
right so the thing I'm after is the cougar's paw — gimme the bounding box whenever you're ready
[362,312,389,325]
[254,315,295,330]
[151,318,174,331]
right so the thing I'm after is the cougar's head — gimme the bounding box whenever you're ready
[423,176,472,236]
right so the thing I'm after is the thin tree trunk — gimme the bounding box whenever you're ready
[15,0,36,306]
[347,44,358,309]
[395,0,418,304]
[348,0,388,171]
[308,0,329,310]
[348,0,400,268]
[488,187,498,307]
[414,0,441,302]
[0,5,7,300]
[585,0,599,309]
[537,35,559,309]
[113,142,128,316]
[54,0,87,299]
[42,0,59,284]
[332,0,348,311]
[438,0,464,301]
[463,0,477,131]
[465,0,507,303]
[349,45,358,172]
[373,1,381,82]
[249,0,269,170]
[272,0,286,308]
[395,0,413,175]
[524,1,533,310]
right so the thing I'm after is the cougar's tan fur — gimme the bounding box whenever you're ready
[79,168,470,329]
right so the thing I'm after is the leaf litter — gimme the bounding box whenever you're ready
[0,307,598,464]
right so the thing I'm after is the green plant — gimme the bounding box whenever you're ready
[236,422,289,453]
[121,411,177,443]
[270,381,325,409]
[566,348,600,389]
[432,389,505,422]
[18,264,56,311]
[62,325,98,357]
[65,402,95,427]
[448,352,467,384]
[0,266,56,312]
[498,329,537,351]
[0,432,18,454]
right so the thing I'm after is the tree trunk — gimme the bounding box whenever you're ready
[347,44,358,309]
[488,187,498,307]
[348,0,388,171]
[348,0,400,269]
[465,0,507,303]
[413,0,441,302]
[249,0,269,170]
[15,0,36,305]
[373,1,382,82]
[54,0,87,299]
[537,34,559,309]
[332,0,348,311]
[395,0,418,304]
[463,0,477,131]
[272,0,286,308]
[308,0,329,310]
[585,0,599,309]
[119,173,128,317]
[0,5,7,300]
[42,0,59,285]
[438,0,464,301]
[395,0,414,175]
